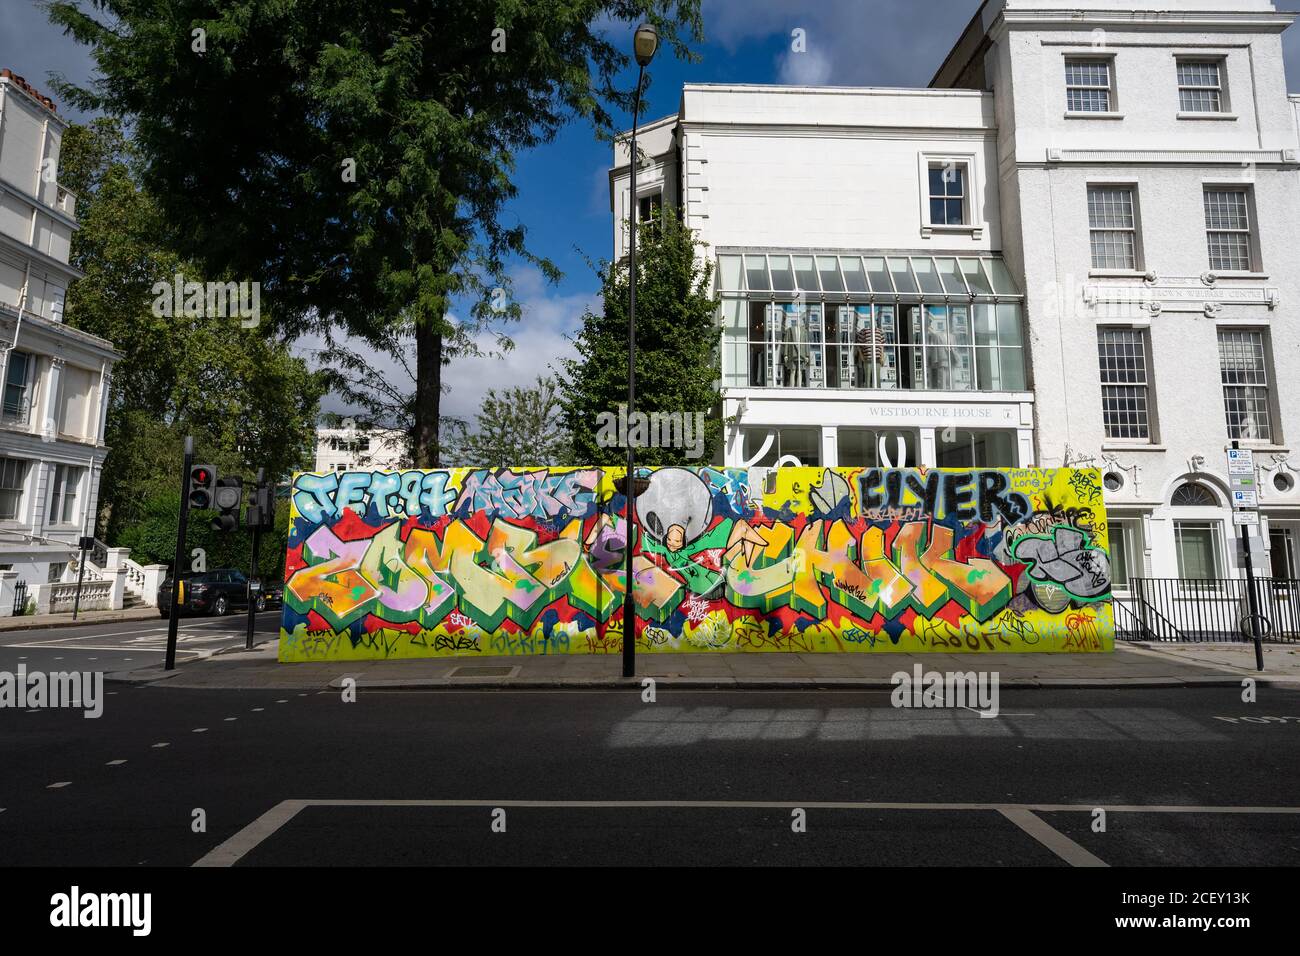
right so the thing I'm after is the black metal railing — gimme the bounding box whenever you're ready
[11,579,29,616]
[1116,576,1300,644]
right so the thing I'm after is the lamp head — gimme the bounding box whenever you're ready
[633,22,659,66]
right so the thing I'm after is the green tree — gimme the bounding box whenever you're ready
[57,119,323,567]
[45,0,703,467]
[560,209,723,465]
[446,376,570,467]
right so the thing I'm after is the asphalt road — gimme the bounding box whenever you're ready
[0,610,283,673]
[2,682,1299,866]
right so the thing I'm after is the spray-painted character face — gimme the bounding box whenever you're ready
[635,468,714,553]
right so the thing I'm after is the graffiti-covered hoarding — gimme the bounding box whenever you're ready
[279,466,1114,661]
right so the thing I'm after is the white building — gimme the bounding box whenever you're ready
[610,0,1300,597]
[314,425,408,473]
[0,69,125,615]
[613,86,1034,471]
[932,0,1300,591]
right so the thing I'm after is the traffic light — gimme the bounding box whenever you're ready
[187,465,217,510]
[210,476,243,532]
[246,480,276,531]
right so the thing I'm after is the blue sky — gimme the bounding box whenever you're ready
[4,0,1300,425]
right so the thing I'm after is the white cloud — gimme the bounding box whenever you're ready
[778,44,834,86]
[293,266,598,428]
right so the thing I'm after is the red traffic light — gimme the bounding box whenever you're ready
[191,467,211,484]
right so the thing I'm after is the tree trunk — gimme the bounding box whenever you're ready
[413,319,443,467]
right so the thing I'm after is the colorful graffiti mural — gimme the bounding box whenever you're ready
[279,466,1115,661]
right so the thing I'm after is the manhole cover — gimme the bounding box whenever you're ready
[446,665,519,678]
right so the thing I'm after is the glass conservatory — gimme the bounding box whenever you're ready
[717,253,1026,393]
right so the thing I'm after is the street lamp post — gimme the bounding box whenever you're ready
[623,22,659,680]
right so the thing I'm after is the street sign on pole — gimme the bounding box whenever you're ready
[1226,447,1255,477]
[1228,442,1264,672]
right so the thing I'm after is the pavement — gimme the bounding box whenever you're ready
[0,606,159,631]
[109,635,1300,690]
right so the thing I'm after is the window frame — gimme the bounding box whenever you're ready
[47,463,81,526]
[1176,57,1228,115]
[1174,520,1226,582]
[1064,56,1116,114]
[1087,184,1142,272]
[1203,186,1258,273]
[1097,328,1156,443]
[2,350,35,427]
[1217,328,1276,444]
[0,456,30,522]
[1108,517,1143,592]
[917,153,981,239]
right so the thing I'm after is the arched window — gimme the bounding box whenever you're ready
[1171,482,1217,507]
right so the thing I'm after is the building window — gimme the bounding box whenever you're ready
[927,163,966,226]
[935,429,1018,468]
[837,429,919,468]
[1065,58,1113,112]
[1204,188,1253,272]
[0,457,29,520]
[48,562,67,583]
[1175,521,1223,580]
[1269,527,1297,579]
[1218,329,1272,442]
[637,192,663,234]
[2,351,34,426]
[1177,59,1224,113]
[1109,519,1142,590]
[48,464,81,525]
[740,427,821,467]
[1171,482,1217,507]
[1098,329,1152,440]
[1087,186,1138,270]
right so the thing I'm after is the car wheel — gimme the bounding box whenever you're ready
[213,595,229,616]
[255,594,267,613]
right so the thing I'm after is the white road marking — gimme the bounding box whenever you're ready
[224,717,237,722]
[47,782,71,789]
[251,708,264,712]
[106,760,127,766]
[152,743,169,748]
[999,807,1107,867]
[192,728,207,733]
[193,800,308,867]
[194,799,1300,867]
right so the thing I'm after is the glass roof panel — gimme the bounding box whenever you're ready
[744,255,769,292]
[768,255,795,291]
[960,258,993,295]
[984,258,1019,295]
[911,257,944,295]
[839,256,868,293]
[888,258,918,294]
[936,257,968,295]
[793,255,819,291]
[864,257,892,293]
[816,256,844,292]
[717,255,743,292]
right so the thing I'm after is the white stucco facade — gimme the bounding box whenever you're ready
[0,69,119,606]
[610,0,1300,589]
[314,426,409,473]
[933,0,1300,589]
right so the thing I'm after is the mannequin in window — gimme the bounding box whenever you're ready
[780,309,810,387]
[854,316,884,389]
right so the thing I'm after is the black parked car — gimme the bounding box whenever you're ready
[158,569,266,618]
